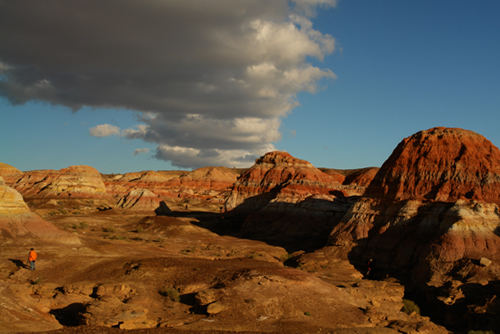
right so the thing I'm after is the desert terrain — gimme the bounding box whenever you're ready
[1,127,500,334]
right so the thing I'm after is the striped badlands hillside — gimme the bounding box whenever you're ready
[224,151,345,213]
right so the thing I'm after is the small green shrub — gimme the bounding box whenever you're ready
[468,331,495,334]
[136,226,144,233]
[32,276,42,285]
[304,311,311,316]
[402,299,420,315]
[159,287,180,302]
[103,226,116,233]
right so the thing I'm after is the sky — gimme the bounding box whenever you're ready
[1,0,499,174]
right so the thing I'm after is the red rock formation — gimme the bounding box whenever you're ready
[166,166,238,191]
[223,152,350,247]
[366,127,500,203]
[342,167,379,188]
[0,177,80,245]
[117,188,170,212]
[0,162,23,183]
[105,167,238,212]
[225,151,345,213]
[329,127,500,282]
[10,165,110,200]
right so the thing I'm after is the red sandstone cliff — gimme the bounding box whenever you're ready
[224,152,351,247]
[329,127,500,285]
[365,127,500,203]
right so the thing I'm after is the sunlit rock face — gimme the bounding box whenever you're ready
[329,127,500,282]
[0,162,23,183]
[224,151,351,246]
[0,177,80,245]
[117,188,170,213]
[365,127,500,203]
[105,167,238,212]
[8,165,110,199]
[225,151,345,213]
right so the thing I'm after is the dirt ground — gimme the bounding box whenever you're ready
[0,209,438,334]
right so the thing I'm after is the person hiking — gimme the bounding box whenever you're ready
[366,258,374,279]
[27,248,37,270]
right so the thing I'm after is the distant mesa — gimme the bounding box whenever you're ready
[166,166,239,191]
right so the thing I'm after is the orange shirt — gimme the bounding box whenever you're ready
[29,250,37,261]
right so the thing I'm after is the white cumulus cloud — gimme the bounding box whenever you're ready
[89,124,121,137]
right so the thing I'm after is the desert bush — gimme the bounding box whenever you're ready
[402,299,420,315]
[32,276,42,285]
[159,287,180,302]
[304,311,312,316]
[136,226,144,233]
[468,331,495,334]
[79,221,88,229]
[102,226,116,233]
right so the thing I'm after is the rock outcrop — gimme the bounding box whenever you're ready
[330,127,500,265]
[0,162,23,183]
[0,177,80,245]
[327,127,500,330]
[8,165,110,200]
[224,152,351,248]
[117,188,170,212]
[365,127,500,203]
[105,167,240,212]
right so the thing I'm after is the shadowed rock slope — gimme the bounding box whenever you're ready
[328,127,500,332]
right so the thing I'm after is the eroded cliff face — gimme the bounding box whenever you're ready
[327,127,500,330]
[223,151,352,248]
[0,177,80,245]
[365,127,500,203]
[104,167,239,212]
[9,165,111,200]
[330,128,500,269]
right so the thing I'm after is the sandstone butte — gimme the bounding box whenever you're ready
[225,151,346,213]
[329,127,500,283]
[365,127,500,203]
[0,176,79,245]
[222,152,359,249]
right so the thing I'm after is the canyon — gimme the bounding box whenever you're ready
[1,127,499,333]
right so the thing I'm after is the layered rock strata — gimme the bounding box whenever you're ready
[329,127,500,277]
[224,152,351,246]
[8,165,110,200]
[0,177,80,245]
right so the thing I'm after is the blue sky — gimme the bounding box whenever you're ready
[1,1,499,174]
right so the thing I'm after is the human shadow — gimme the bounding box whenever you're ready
[9,259,26,269]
